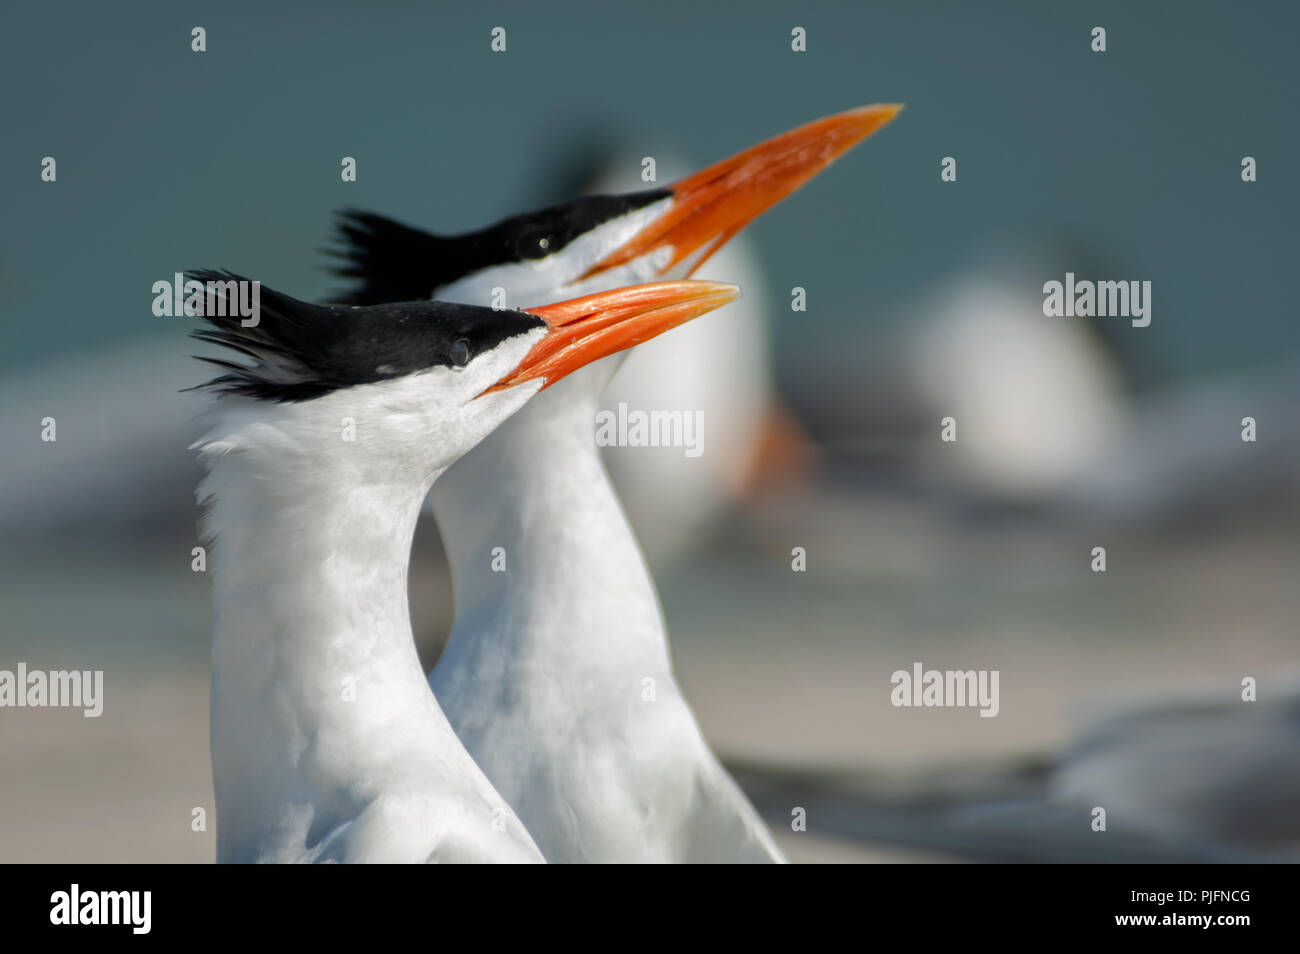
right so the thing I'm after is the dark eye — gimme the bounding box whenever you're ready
[515,228,553,260]
[450,338,471,367]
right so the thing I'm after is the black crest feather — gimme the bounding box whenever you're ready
[326,212,453,306]
[187,270,542,403]
[326,190,670,306]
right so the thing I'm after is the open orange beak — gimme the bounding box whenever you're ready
[580,103,902,281]
[484,281,740,395]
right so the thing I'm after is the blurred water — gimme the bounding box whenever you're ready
[2,2,1297,382]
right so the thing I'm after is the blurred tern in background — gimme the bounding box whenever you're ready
[330,105,901,861]
[578,152,791,566]
[189,273,738,862]
[732,678,1300,863]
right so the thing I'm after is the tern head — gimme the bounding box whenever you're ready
[328,103,902,309]
[188,271,739,479]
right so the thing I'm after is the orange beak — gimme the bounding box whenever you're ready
[484,280,741,395]
[580,103,902,281]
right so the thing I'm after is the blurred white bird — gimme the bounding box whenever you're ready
[731,678,1300,862]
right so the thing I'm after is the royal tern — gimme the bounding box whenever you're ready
[189,272,739,862]
[329,105,901,861]
[732,681,1300,862]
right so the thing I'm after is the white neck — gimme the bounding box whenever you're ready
[431,362,672,688]
[206,455,433,855]
[199,382,542,862]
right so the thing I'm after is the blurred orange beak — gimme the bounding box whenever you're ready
[484,280,741,395]
[580,103,902,281]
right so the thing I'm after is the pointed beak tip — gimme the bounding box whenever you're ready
[845,102,905,133]
[659,280,742,313]
[879,102,905,122]
[700,280,742,302]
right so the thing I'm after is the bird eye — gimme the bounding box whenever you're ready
[515,228,554,260]
[450,338,471,367]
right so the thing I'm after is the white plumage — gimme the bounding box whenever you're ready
[429,206,785,862]
[199,352,550,863]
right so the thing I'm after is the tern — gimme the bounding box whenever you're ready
[732,681,1300,862]
[189,271,739,862]
[329,105,901,862]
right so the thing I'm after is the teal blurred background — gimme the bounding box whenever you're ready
[3,0,1297,380]
[2,1,1298,863]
